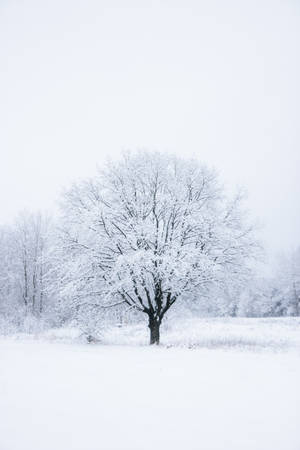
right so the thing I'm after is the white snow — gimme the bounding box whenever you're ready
[1,318,300,450]
[100,316,300,350]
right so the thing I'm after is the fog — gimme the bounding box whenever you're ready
[1,0,299,252]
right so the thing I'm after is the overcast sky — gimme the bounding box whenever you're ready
[0,0,299,253]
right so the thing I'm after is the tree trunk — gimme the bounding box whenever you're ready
[148,316,161,345]
[32,271,37,314]
[39,264,43,315]
[23,255,28,311]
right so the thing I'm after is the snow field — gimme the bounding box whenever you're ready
[1,333,300,450]
[101,316,300,350]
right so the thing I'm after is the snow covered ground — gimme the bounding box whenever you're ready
[1,318,300,450]
[100,316,300,350]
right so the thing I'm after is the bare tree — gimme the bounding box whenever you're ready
[59,151,259,344]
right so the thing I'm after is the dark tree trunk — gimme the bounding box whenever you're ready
[148,315,161,345]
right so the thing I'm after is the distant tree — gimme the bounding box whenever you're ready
[11,212,52,315]
[0,211,54,327]
[270,249,300,316]
[235,248,300,318]
[0,226,18,325]
[58,151,259,344]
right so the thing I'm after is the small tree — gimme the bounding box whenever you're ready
[59,151,258,344]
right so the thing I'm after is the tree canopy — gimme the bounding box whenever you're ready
[58,151,258,343]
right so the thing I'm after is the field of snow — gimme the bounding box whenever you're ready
[1,318,300,450]
[100,316,300,350]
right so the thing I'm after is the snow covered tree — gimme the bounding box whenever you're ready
[269,249,300,316]
[0,211,55,332]
[11,211,53,316]
[58,151,258,344]
[0,226,19,330]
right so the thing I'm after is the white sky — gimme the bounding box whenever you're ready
[0,0,299,253]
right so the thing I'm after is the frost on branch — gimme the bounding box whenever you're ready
[57,151,259,344]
